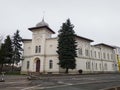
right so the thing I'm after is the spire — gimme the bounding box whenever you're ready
[42,17,44,22]
[42,11,45,22]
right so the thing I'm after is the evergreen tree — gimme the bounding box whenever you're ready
[0,44,6,72]
[12,30,23,66]
[4,35,13,64]
[57,19,77,73]
[0,35,13,72]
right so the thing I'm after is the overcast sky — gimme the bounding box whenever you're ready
[0,0,120,46]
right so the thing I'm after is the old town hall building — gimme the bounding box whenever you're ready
[21,19,118,74]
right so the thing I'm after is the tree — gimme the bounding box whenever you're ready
[57,19,77,73]
[4,35,13,64]
[0,44,6,72]
[0,35,13,72]
[12,30,23,67]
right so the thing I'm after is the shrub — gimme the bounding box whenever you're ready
[78,69,83,74]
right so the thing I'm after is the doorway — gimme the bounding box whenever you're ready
[36,59,40,72]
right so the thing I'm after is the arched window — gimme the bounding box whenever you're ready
[39,45,41,53]
[49,60,53,69]
[35,46,38,53]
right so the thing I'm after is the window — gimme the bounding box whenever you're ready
[94,51,96,58]
[35,45,41,53]
[86,62,88,69]
[39,46,41,53]
[104,63,107,70]
[99,63,101,70]
[85,49,89,56]
[112,64,114,70]
[49,60,53,69]
[27,61,30,69]
[107,53,109,60]
[78,48,82,56]
[111,54,113,60]
[92,62,94,70]
[91,50,93,57]
[96,63,97,70]
[98,52,100,59]
[103,53,106,59]
[35,46,38,53]
[86,61,90,69]
[88,62,90,69]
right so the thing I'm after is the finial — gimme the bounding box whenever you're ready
[42,11,45,22]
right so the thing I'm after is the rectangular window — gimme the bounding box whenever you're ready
[91,50,92,57]
[96,63,97,70]
[99,63,101,70]
[107,53,109,60]
[85,49,89,56]
[86,62,90,69]
[39,45,41,53]
[98,52,100,59]
[86,62,87,69]
[49,60,53,69]
[94,51,96,58]
[27,61,30,69]
[78,48,82,56]
[92,62,94,70]
[104,63,107,70]
[103,53,106,59]
[88,62,90,69]
[111,54,113,60]
[35,46,38,53]
[112,64,114,70]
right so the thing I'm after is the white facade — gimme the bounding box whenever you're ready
[21,20,118,74]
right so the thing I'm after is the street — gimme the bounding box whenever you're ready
[0,74,120,90]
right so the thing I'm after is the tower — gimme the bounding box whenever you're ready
[28,19,55,73]
[28,19,55,55]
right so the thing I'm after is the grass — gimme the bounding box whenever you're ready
[0,71,21,75]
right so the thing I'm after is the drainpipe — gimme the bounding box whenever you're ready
[43,35,46,74]
[100,47,104,73]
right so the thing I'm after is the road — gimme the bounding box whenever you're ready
[0,74,120,90]
[41,80,120,90]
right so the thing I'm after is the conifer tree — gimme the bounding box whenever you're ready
[0,35,13,72]
[0,44,6,72]
[4,35,13,64]
[12,30,23,66]
[57,19,77,73]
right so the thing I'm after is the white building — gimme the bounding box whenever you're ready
[21,19,117,74]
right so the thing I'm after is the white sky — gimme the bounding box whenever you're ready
[0,0,120,46]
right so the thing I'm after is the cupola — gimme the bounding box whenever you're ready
[36,19,49,27]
